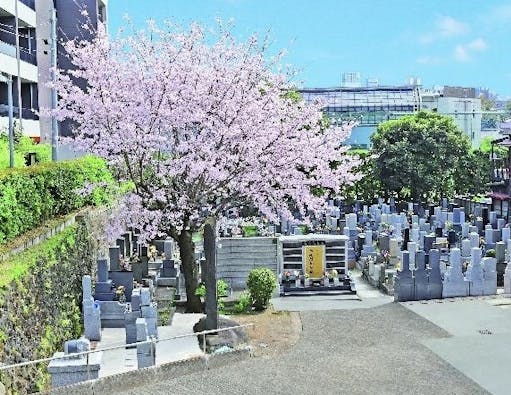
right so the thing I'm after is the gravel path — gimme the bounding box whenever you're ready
[122,303,487,395]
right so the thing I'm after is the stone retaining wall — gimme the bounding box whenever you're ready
[216,237,278,289]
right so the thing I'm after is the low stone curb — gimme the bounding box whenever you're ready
[41,348,252,395]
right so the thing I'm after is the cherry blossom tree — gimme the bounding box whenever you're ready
[52,21,359,312]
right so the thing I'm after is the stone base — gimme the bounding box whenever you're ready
[156,276,178,287]
[48,352,102,388]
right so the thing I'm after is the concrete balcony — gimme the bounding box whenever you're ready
[0,40,37,82]
[0,0,36,27]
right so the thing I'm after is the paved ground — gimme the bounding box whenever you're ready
[125,302,488,395]
[403,296,511,395]
[97,313,204,377]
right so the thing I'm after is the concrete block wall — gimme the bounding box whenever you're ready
[216,237,278,290]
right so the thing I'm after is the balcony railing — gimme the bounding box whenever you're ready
[0,39,37,66]
[0,104,39,120]
[19,0,35,10]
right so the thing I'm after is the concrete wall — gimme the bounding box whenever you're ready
[47,349,251,395]
[216,237,278,290]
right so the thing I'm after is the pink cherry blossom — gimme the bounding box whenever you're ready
[51,20,360,311]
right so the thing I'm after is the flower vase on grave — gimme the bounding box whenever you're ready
[304,277,310,288]
[295,278,301,288]
[323,276,330,287]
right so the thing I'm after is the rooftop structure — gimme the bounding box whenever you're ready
[300,80,482,148]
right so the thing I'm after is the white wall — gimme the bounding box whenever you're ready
[0,0,36,27]
[0,115,39,137]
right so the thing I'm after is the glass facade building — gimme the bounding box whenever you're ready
[300,85,421,148]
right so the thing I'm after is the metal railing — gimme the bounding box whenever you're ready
[0,323,254,372]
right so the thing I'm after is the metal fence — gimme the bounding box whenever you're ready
[0,323,254,392]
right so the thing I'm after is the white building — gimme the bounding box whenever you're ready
[0,0,107,141]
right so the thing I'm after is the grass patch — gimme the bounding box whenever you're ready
[0,225,76,289]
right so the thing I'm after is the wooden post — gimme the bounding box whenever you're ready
[204,219,218,331]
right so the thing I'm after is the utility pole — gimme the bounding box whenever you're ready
[14,0,22,130]
[1,74,15,167]
[50,6,58,161]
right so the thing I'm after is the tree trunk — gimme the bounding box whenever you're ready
[178,229,202,313]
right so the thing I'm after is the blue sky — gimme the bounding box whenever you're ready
[108,0,511,97]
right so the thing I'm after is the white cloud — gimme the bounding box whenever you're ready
[467,37,487,51]
[419,15,468,44]
[416,55,443,65]
[438,16,468,37]
[453,37,487,62]
[454,45,471,62]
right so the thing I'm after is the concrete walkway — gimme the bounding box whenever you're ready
[271,270,394,311]
[127,303,487,395]
[97,313,204,377]
[402,296,511,395]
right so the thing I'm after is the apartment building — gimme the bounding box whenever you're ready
[0,0,107,141]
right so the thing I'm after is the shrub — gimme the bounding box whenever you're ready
[234,291,252,314]
[0,133,51,169]
[0,156,113,244]
[485,249,496,258]
[247,268,277,311]
[194,279,230,311]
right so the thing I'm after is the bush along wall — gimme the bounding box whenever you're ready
[0,155,114,245]
[0,213,100,394]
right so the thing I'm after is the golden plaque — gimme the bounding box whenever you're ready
[303,245,325,279]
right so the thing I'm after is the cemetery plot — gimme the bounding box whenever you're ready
[337,198,508,302]
[278,235,355,296]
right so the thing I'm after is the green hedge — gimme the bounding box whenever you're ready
[0,215,98,393]
[0,156,113,244]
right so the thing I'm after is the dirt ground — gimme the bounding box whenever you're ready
[234,308,302,356]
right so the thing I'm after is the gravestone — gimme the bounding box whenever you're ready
[123,232,133,256]
[423,235,436,253]
[461,239,471,258]
[442,248,468,298]
[493,229,501,244]
[502,227,511,242]
[461,222,470,238]
[94,259,114,301]
[394,251,414,302]
[163,240,174,259]
[475,219,484,235]
[469,232,479,249]
[82,276,101,341]
[109,246,122,272]
[482,207,489,226]
[489,211,497,228]
[467,247,484,296]
[116,238,127,259]
[414,250,428,300]
[484,225,494,245]
[497,218,506,231]
[496,241,506,264]
[136,318,155,369]
[504,261,511,294]
[378,234,390,252]
[109,271,134,302]
[428,249,443,299]
[447,229,456,246]
[482,257,497,295]
[407,242,417,269]
[125,303,141,344]
[453,208,461,224]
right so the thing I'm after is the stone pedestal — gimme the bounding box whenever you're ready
[136,318,155,369]
[48,339,101,388]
